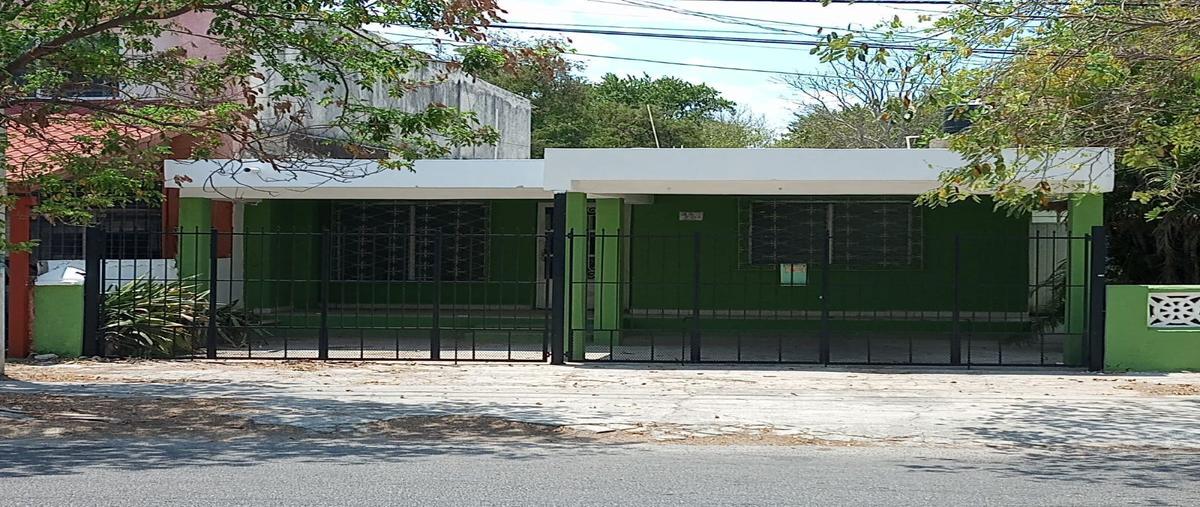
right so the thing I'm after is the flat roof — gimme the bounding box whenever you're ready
[165,147,1114,199]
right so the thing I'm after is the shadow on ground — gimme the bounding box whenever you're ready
[0,379,642,479]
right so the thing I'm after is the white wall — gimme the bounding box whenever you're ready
[42,258,242,306]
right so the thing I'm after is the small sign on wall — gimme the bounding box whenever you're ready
[780,263,808,286]
[678,211,704,221]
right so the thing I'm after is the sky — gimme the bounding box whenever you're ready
[382,0,953,133]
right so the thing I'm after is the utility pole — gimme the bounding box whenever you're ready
[646,104,661,149]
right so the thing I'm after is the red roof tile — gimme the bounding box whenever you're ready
[5,114,160,181]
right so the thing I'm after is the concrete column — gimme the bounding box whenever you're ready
[177,197,212,284]
[1064,193,1103,366]
[7,195,35,358]
[566,192,588,360]
[594,198,623,348]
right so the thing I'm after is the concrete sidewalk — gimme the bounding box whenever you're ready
[2,361,1199,449]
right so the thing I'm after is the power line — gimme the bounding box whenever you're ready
[381,30,922,83]
[488,23,1016,55]
[568,52,910,81]
[594,0,939,41]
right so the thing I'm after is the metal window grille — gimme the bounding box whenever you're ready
[31,204,163,261]
[332,201,490,281]
[743,197,922,268]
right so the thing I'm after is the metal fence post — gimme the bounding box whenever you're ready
[690,232,702,363]
[1087,225,1108,372]
[819,231,831,364]
[82,227,105,357]
[549,193,567,364]
[206,228,219,359]
[318,229,331,360]
[951,234,962,366]
[431,232,443,360]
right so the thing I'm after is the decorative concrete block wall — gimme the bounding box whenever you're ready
[1106,285,1200,371]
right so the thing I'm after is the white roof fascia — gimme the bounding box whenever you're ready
[164,158,551,200]
[542,148,1114,195]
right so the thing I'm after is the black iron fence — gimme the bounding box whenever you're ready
[78,206,1106,369]
[564,228,1105,368]
[83,228,552,361]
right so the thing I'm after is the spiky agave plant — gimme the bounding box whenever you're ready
[101,277,209,357]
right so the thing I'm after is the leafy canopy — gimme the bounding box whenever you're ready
[1,0,510,246]
[476,38,771,156]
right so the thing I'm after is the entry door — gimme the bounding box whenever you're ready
[535,202,595,308]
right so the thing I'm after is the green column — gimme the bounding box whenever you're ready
[566,192,588,360]
[177,197,213,284]
[1064,193,1103,365]
[594,198,624,348]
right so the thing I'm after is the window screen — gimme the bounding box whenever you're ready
[31,204,163,261]
[746,198,922,268]
[748,201,826,264]
[332,201,489,281]
[831,201,922,267]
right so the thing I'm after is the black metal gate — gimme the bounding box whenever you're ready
[83,227,551,361]
[78,197,1106,369]
[562,223,1106,369]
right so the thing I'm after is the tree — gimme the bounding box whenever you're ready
[814,1,1200,283]
[779,55,942,149]
[2,0,509,236]
[478,40,772,156]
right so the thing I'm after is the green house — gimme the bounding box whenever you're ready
[162,147,1112,366]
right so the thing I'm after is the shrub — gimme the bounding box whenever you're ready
[101,277,207,357]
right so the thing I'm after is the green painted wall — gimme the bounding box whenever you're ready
[177,198,212,284]
[242,200,542,311]
[1105,285,1200,372]
[626,196,1029,315]
[32,284,84,357]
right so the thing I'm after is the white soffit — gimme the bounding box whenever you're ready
[542,148,1115,195]
[164,159,552,200]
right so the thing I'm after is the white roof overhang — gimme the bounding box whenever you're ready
[542,148,1114,195]
[165,147,1114,200]
[164,159,552,200]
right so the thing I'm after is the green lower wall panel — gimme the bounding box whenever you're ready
[1105,285,1200,372]
[626,196,1029,315]
[33,285,85,357]
[242,199,542,310]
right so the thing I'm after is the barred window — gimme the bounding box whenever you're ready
[332,201,489,281]
[747,198,922,268]
[31,204,163,261]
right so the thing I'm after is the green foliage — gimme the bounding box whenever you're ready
[2,0,508,239]
[101,279,272,357]
[101,277,207,357]
[477,39,771,156]
[810,2,1200,282]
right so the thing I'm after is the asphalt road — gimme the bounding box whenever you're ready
[1,438,1197,506]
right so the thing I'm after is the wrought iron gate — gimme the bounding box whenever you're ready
[83,227,551,361]
[561,224,1106,369]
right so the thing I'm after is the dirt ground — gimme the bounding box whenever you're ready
[0,391,859,446]
[4,359,1200,450]
[4,358,1199,397]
